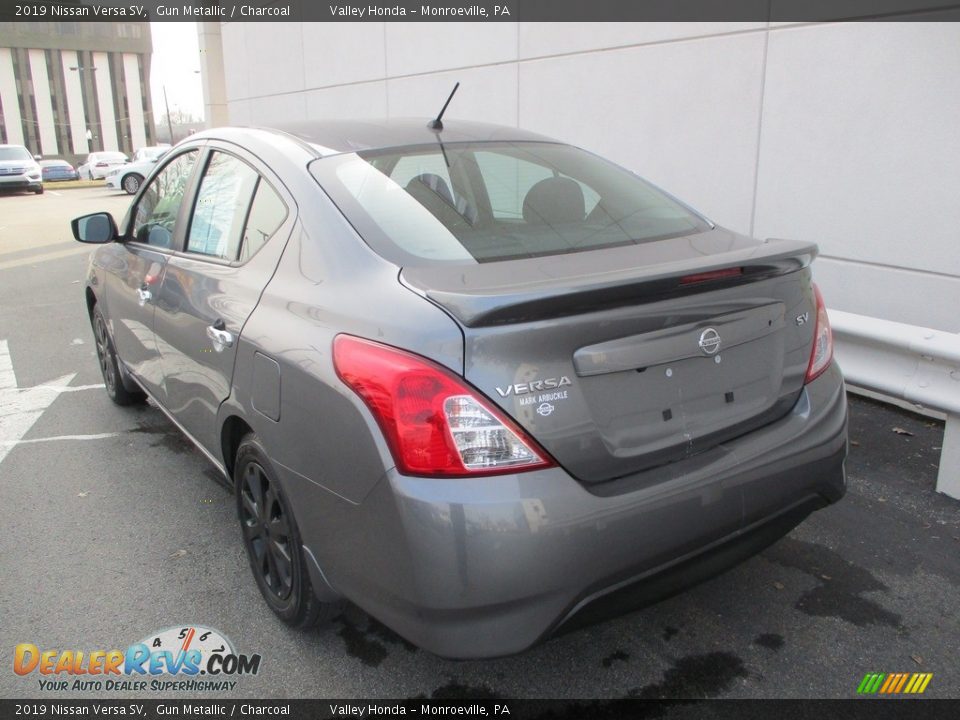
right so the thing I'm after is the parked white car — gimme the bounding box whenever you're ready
[0,144,43,194]
[78,151,129,180]
[131,145,170,163]
[105,146,170,194]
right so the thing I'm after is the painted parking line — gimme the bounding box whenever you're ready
[0,432,122,447]
[33,383,104,393]
[0,338,76,465]
[0,246,91,272]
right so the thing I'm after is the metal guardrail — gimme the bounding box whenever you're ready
[829,309,960,500]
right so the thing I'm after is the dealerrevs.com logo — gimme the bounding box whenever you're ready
[14,625,261,692]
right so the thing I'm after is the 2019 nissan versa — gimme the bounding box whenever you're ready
[72,118,847,659]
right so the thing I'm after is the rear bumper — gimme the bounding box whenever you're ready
[299,365,847,659]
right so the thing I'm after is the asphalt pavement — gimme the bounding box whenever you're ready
[0,188,956,700]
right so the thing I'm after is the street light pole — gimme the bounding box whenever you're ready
[163,85,174,144]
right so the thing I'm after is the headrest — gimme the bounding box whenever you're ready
[522,177,585,225]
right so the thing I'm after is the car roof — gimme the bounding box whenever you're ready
[190,118,558,157]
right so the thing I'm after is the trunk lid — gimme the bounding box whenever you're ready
[401,229,821,484]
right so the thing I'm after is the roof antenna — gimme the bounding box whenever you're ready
[427,82,459,131]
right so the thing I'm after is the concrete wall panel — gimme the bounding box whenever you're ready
[385,22,517,76]
[303,23,387,89]
[518,32,766,232]
[304,82,388,121]
[519,22,765,58]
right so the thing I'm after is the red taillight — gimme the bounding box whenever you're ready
[333,335,554,477]
[804,284,834,384]
[679,267,742,285]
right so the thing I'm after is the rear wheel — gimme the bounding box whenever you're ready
[122,173,143,195]
[92,305,145,406]
[235,434,332,628]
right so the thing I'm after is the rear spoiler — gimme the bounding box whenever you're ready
[401,235,818,328]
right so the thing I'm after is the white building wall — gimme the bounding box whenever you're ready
[92,51,119,151]
[27,50,58,154]
[60,50,89,155]
[217,21,960,332]
[0,48,24,145]
[122,53,147,150]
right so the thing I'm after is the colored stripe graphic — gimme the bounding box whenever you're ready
[857,672,932,695]
[879,674,897,693]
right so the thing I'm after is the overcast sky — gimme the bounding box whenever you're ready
[149,22,205,121]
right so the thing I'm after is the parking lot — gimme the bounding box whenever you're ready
[0,187,957,700]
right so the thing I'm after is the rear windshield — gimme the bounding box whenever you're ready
[309,141,709,265]
[0,146,32,162]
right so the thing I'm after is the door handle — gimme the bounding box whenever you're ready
[206,323,234,352]
[136,287,152,306]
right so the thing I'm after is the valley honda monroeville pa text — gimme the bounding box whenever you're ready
[72,117,847,658]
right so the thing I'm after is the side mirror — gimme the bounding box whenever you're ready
[72,212,118,244]
[33,154,42,161]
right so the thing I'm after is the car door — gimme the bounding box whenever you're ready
[152,146,293,456]
[104,148,201,396]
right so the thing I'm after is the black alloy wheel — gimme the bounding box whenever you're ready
[234,434,330,627]
[239,460,295,601]
[92,305,144,406]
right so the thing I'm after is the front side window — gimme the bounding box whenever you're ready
[311,142,709,266]
[131,150,198,248]
[184,151,287,262]
[186,152,259,260]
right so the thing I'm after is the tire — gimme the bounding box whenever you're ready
[91,305,146,406]
[33,186,43,195]
[235,434,331,628]
[122,173,143,195]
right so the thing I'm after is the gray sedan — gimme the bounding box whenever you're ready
[72,119,847,659]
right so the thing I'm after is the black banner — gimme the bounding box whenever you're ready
[2,0,960,22]
[2,699,960,720]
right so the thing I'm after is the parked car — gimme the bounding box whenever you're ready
[72,119,847,659]
[131,144,171,163]
[106,146,171,194]
[77,151,128,180]
[0,144,43,194]
[40,159,80,182]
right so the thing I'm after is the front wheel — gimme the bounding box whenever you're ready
[92,305,145,406]
[235,434,333,628]
[33,185,44,195]
[122,173,143,195]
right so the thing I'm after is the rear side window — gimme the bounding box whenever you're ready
[239,181,286,262]
[310,141,709,266]
[132,150,198,248]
